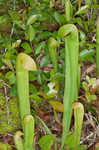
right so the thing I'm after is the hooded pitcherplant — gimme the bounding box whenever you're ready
[15,53,36,150]
[72,102,84,146]
[16,53,36,130]
[65,102,85,149]
[48,37,58,74]
[58,24,79,149]
[14,115,35,150]
[65,0,73,23]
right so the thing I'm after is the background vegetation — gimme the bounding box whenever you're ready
[0,0,99,150]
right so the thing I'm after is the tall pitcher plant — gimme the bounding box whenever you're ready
[15,53,37,150]
[58,24,79,149]
[16,53,36,129]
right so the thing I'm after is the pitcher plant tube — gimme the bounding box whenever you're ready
[16,53,37,130]
[14,131,24,150]
[72,102,84,146]
[24,115,35,150]
[48,37,58,74]
[65,102,85,149]
[65,0,73,23]
[14,115,35,150]
[15,53,36,150]
[58,24,79,149]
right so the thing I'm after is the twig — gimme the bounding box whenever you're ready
[80,132,94,144]
[82,63,96,79]
[4,86,10,124]
[80,124,99,145]
[10,23,15,39]
[36,116,52,135]
[85,113,96,128]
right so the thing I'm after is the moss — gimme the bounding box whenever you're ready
[0,92,21,133]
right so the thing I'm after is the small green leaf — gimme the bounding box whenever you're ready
[79,30,86,41]
[21,42,32,54]
[49,100,64,112]
[29,72,37,81]
[65,133,76,148]
[38,32,52,39]
[0,15,8,24]
[2,59,14,71]
[35,42,46,55]
[53,11,64,25]
[5,71,16,85]
[82,82,88,91]
[9,84,17,97]
[14,20,26,30]
[27,14,41,25]
[29,84,37,94]
[51,72,64,82]
[12,40,21,48]
[0,55,4,68]
[79,49,95,62]
[41,84,49,94]
[72,17,83,27]
[30,94,43,103]
[28,25,35,42]
[37,73,42,85]
[40,55,50,67]
[38,134,55,150]
[9,10,20,21]
[9,11,25,30]
[75,5,89,15]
